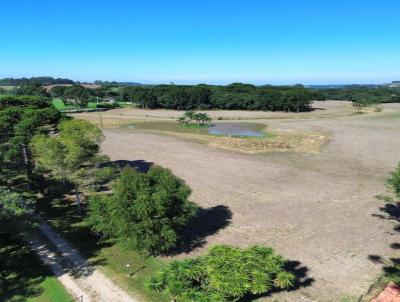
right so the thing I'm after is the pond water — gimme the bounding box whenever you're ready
[127,121,266,137]
[207,123,265,137]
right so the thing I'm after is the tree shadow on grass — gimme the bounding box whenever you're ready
[369,197,400,285]
[35,178,111,275]
[0,234,53,302]
[238,260,314,302]
[168,205,233,255]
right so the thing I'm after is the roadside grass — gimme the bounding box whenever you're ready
[36,194,170,302]
[87,101,97,109]
[51,99,66,110]
[1,235,72,302]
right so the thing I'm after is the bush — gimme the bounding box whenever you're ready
[87,166,197,255]
[0,95,51,108]
[146,244,295,301]
[387,163,400,198]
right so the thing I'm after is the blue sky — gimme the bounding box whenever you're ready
[1,0,399,84]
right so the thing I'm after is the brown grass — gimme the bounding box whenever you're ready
[155,130,328,154]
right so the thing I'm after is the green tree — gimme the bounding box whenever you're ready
[87,166,197,255]
[63,84,89,109]
[49,85,67,98]
[352,99,366,112]
[31,119,104,212]
[0,187,34,292]
[0,96,60,183]
[14,81,49,97]
[146,244,295,302]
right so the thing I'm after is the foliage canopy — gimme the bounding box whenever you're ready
[87,166,197,255]
[146,244,295,302]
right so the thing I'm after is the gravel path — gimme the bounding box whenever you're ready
[27,222,138,302]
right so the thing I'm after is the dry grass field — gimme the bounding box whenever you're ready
[72,101,400,301]
[43,83,101,91]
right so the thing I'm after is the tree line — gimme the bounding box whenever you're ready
[120,83,321,112]
[0,77,74,86]
[319,86,400,104]
[5,81,400,113]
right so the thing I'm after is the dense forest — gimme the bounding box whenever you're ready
[119,83,321,112]
[1,79,400,112]
[318,85,400,103]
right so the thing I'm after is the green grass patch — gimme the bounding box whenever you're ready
[51,99,67,110]
[26,277,73,302]
[179,124,211,129]
[87,102,97,109]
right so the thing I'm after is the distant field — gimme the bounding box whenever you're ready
[51,99,72,110]
[52,98,132,111]
[43,83,101,91]
[0,85,16,90]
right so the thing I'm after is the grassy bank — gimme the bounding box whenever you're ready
[1,235,72,302]
[52,99,133,111]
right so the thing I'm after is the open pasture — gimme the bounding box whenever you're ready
[73,101,400,301]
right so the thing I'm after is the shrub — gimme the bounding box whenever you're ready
[146,244,295,301]
[87,166,197,255]
[387,163,400,198]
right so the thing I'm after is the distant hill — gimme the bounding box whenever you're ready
[0,77,74,86]
[94,80,142,87]
[307,84,380,89]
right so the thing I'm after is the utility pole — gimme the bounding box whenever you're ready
[99,111,104,129]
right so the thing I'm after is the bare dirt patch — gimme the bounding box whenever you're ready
[44,83,101,91]
[76,102,400,301]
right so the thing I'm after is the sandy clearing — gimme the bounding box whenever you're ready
[89,102,400,302]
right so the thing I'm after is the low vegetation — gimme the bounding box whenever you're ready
[146,244,295,302]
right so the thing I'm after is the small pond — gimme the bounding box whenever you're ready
[126,121,266,137]
[207,123,265,137]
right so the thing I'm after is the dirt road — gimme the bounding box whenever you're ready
[27,222,138,302]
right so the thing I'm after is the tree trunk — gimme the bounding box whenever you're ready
[21,143,32,182]
[75,184,82,214]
